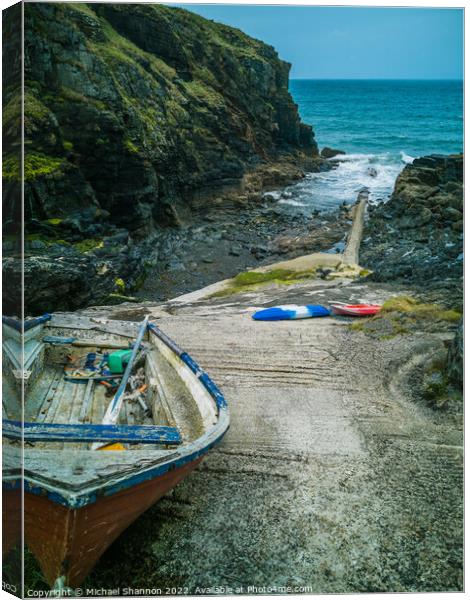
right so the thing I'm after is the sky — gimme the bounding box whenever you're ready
[172,4,463,79]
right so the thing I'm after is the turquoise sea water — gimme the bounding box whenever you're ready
[281,79,463,211]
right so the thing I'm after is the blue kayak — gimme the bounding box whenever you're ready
[252,304,330,321]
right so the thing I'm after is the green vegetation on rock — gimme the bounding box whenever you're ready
[114,277,126,292]
[73,238,104,253]
[350,295,462,339]
[419,354,462,410]
[234,269,295,285]
[24,93,50,123]
[3,153,64,181]
[381,296,461,322]
[184,80,225,108]
[212,268,318,297]
[124,139,140,154]
[108,292,139,303]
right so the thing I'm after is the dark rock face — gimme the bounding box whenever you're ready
[321,147,345,159]
[3,2,320,315]
[361,154,463,303]
[17,2,317,235]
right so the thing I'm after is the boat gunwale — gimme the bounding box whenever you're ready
[2,314,229,508]
[2,313,52,332]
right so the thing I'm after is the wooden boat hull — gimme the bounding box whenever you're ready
[24,456,203,587]
[2,315,229,588]
[2,488,21,557]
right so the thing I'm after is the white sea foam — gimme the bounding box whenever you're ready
[263,190,282,200]
[278,199,308,207]
[272,151,405,213]
[333,152,378,162]
[400,151,415,164]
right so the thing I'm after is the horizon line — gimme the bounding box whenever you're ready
[289,77,463,81]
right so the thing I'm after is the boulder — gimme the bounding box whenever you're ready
[442,207,462,222]
[321,147,346,159]
[361,153,463,296]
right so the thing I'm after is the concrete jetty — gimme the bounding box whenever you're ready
[170,191,370,305]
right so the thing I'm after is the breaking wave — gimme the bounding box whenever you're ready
[400,151,415,164]
[272,151,406,214]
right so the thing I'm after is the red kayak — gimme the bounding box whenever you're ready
[330,303,382,317]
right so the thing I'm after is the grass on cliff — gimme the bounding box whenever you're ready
[24,93,51,124]
[73,238,104,253]
[211,268,318,297]
[84,17,186,141]
[54,86,107,111]
[91,17,177,83]
[174,5,269,61]
[350,295,461,339]
[124,139,140,154]
[65,2,98,19]
[3,93,21,129]
[184,79,225,108]
[2,153,64,181]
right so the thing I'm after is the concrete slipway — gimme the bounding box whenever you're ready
[76,197,462,593]
[77,273,462,593]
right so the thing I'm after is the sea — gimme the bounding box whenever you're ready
[278,79,463,212]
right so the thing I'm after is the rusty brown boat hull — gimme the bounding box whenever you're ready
[2,488,21,557]
[24,456,202,587]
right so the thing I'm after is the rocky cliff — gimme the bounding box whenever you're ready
[10,2,317,233]
[3,2,319,314]
[361,154,463,306]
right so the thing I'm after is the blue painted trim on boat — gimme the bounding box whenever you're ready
[3,425,228,509]
[3,420,182,444]
[24,314,52,331]
[179,352,202,376]
[3,477,99,509]
[102,434,227,499]
[199,373,227,409]
[43,335,77,345]
[2,313,52,332]
[148,324,227,412]
[147,323,183,356]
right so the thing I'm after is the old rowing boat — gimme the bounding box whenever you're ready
[2,313,229,588]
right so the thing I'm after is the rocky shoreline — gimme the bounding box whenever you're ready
[6,153,463,317]
[135,162,355,302]
[4,157,340,315]
[361,154,463,307]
